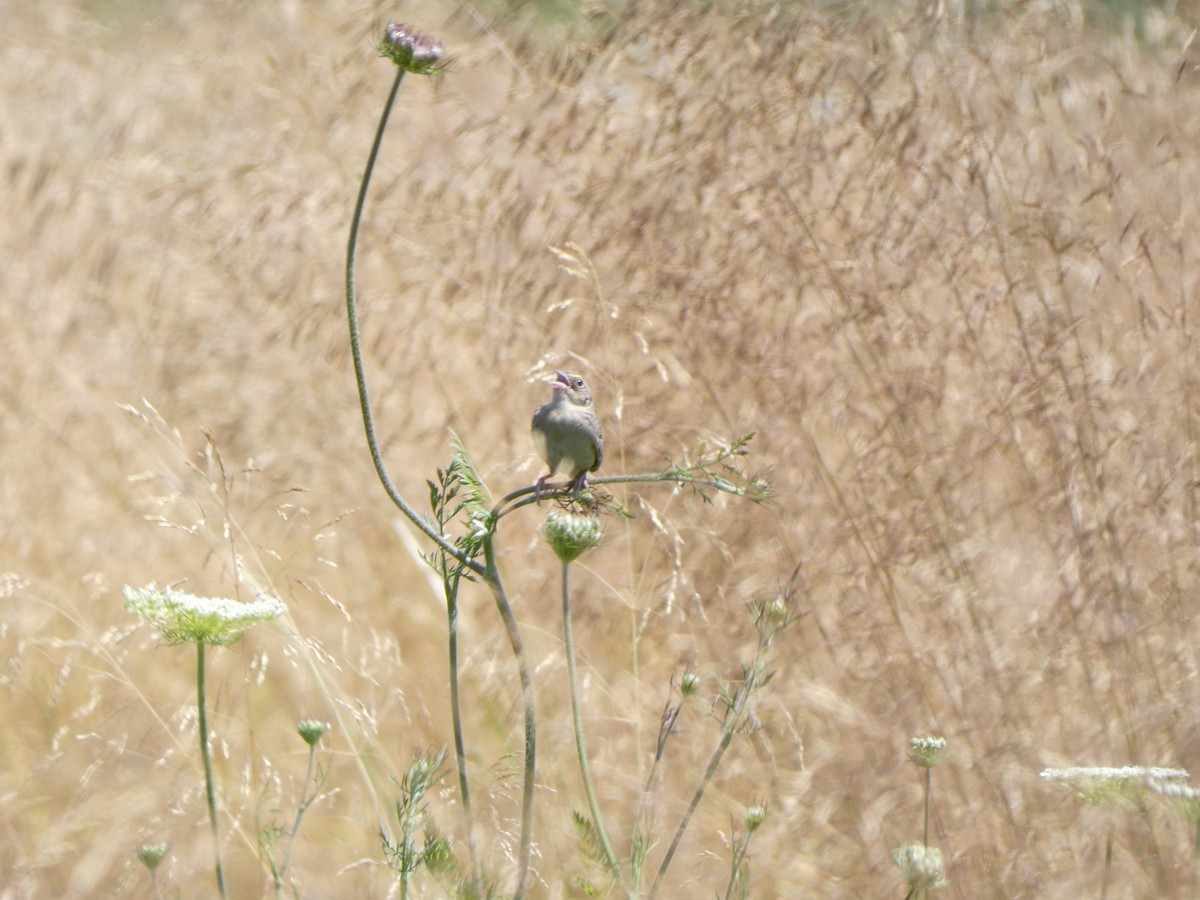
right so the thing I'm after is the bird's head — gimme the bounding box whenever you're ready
[550,370,593,407]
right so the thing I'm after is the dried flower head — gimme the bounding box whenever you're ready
[893,844,947,891]
[125,584,285,647]
[1040,766,1188,806]
[380,23,444,75]
[542,511,603,563]
[909,736,948,768]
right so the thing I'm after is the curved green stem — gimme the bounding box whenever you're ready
[345,66,484,578]
[197,643,227,898]
[483,535,534,898]
[561,561,623,886]
[444,575,484,894]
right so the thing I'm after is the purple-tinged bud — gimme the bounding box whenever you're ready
[380,23,444,75]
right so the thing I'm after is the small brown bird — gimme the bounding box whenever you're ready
[531,370,604,500]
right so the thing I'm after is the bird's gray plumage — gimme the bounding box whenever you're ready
[531,371,604,497]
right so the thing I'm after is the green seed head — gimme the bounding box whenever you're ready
[297,719,330,747]
[679,671,701,698]
[136,843,169,871]
[744,804,768,832]
[542,511,603,563]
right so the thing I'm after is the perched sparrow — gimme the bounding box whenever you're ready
[531,370,604,500]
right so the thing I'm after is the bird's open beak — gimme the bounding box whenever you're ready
[550,370,572,391]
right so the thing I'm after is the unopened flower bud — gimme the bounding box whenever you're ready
[542,511,603,563]
[297,720,330,747]
[380,23,444,75]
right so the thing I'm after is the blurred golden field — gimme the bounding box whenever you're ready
[6,0,1200,895]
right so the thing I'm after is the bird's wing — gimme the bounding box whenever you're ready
[591,416,604,471]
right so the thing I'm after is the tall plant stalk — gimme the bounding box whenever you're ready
[197,643,228,898]
[347,26,768,899]
[344,33,536,897]
[483,535,535,898]
[561,560,623,887]
[647,600,788,899]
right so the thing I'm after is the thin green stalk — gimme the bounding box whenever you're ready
[483,535,534,899]
[347,58,551,897]
[648,727,734,899]
[346,53,486,896]
[492,473,755,521]
[399,814,411,900]
[444,574,484,895]
[1193,820,1199,897]
[721,823,757,900]
[1101,820,1113,900]
[922,767,931,849]
[561,561,623,887]
[647,659,767,899]
[401,831,412,900]
[344,66,484,579]
[197,642,227,898]
[632,690,684,836]
[274,741,319,895]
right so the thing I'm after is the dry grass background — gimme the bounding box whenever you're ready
[4,0,1200,895]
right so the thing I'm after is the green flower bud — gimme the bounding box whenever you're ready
[744,804,767,832]
[679,671,701,698]
[297,719,330,747]
[542,511,603,563]
[136,843,169,871]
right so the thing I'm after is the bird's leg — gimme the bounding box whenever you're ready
[569,471,589,495]
[535,473,551,503]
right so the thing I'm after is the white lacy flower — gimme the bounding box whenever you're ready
[893,844,947,890]
[125,584,285,646]
[1040,766,1188,805]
